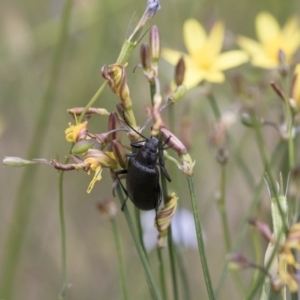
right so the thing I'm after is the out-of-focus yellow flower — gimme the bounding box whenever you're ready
[238,12,300,68]
[162,18,248,89]
[277,223,300,292]
[65,121,87,142]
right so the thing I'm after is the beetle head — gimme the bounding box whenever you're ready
[139,136,159,167]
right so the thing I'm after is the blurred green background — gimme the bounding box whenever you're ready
[1,0,300,299]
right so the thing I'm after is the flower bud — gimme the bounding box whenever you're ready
[240,112,254,127]
[175,56,185,86]
[67,107,110,116]
[161,127,187,155]
[179,153,195,177]
[227,253,252,270]
[249,218,273,242]
[216,147,228,165]
[270,81,285,102]
[108,112,121,142]
[3,156,37,167]
[111,140,128,169]
[72,139,96,155]
[149,25,160,63]
[144,0,161,20]
[140,43,151,70]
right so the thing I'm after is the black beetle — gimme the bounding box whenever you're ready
[116,127,171,211]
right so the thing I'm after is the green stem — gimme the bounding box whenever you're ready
[58,170,68,300]
[251,114,288,232]
[168,227,179,300]
[168,104,175,132]
[157,248,168,300]
[111,218,129,300]
[175,247,192,300]
[0,0,74,298]
[246,231,283,300]
[248,228,261,293]
[78,81,107,123]
[218,164,231,252]
[215,142,284,297]
[116,186,162,300]
[150,82,156,107]
[207,93,255,190]
[217,164,245,295]
[116,40,138,65]
[187,176,215,300]
[207,93,221,119]
[160,165,178,300]
[282,75,295,170]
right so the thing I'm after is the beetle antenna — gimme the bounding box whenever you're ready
[122,112,148,140]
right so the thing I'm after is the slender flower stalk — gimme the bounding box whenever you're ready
[116,186,162,300]
[97,199,129,300]
[79,0,161,123]
[215,142,284,297]
[111,218,129,300]
[0,0,74,298]
[187,176,215,300]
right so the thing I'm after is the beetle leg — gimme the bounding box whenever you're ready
[155,185,162,228]
[159,164,171,182]
[157,151,171,182]
[115,169,129,211]
[130,140,145,149]
[162,135,172,150]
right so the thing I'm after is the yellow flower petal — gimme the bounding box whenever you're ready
[256,12,280,44]
[207,22,224,57]
[215,51,249,70]
[283,17,300,39]
[282,18,300,55]
[238,36,277,68]
[162,51,205,89]
[182,66,205,89]
[203,71,224,83]
[237,36,265,56]
[162,48,184,65]
[87,166,103,194]
[65,121,87,143]
[164,18,250,87]
[183,18,206,55]
[278,257,299,292]
[252,54,278,68]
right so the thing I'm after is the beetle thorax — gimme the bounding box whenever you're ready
[137,136,159,167]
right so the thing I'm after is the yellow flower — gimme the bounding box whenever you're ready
[238,12,300,68]
[162,18,248,89]
[65,121,87,142]
[83,150,119,193]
